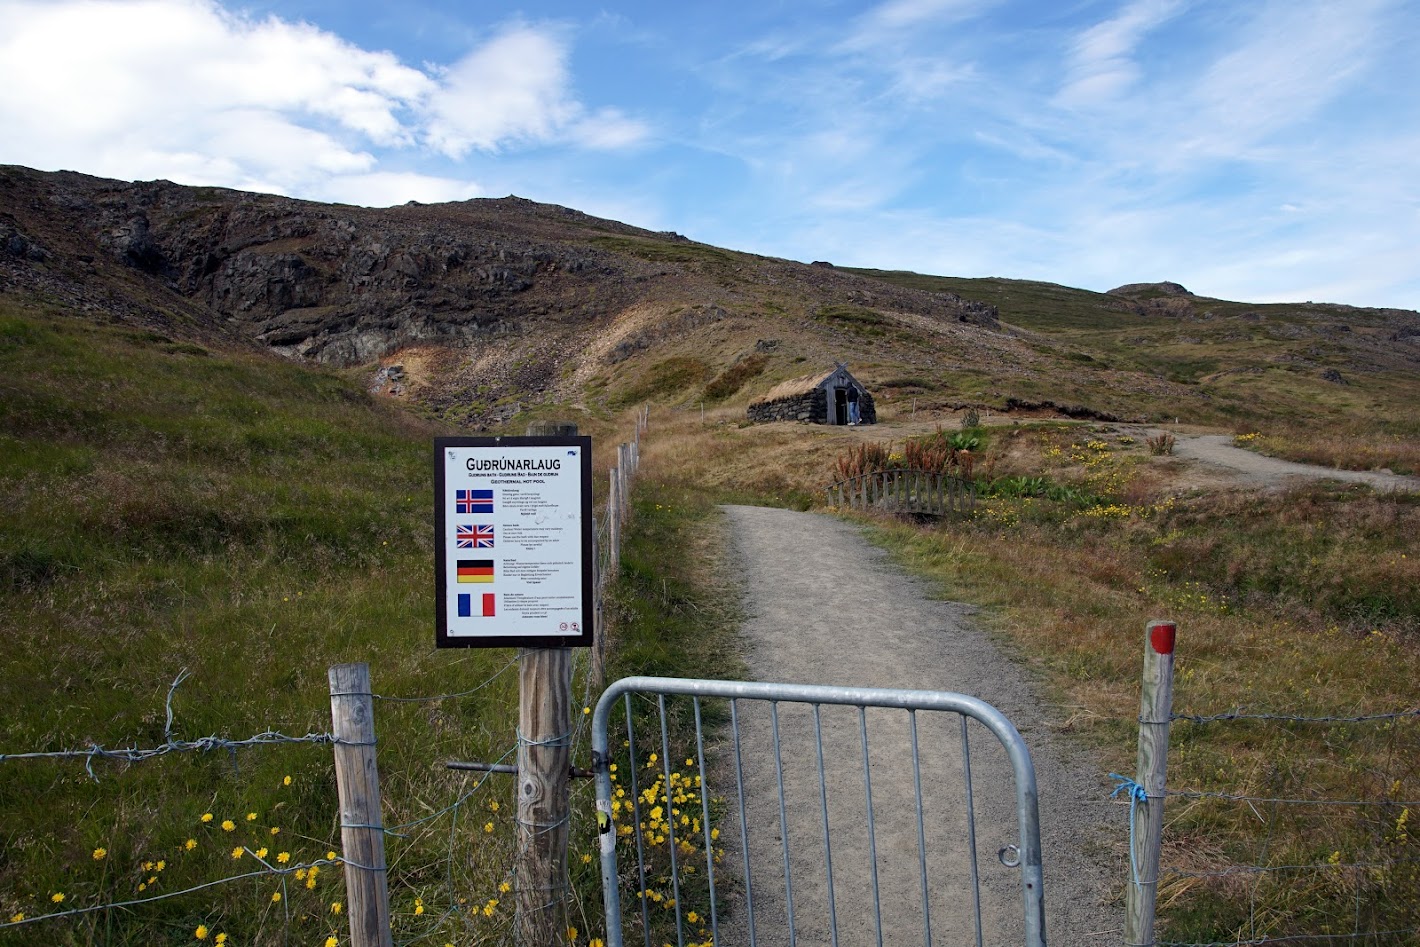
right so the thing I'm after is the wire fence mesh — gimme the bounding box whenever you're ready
[0,412,648,946]
[1153,706,1419,947]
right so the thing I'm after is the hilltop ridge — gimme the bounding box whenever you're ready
[3,165,1417,434]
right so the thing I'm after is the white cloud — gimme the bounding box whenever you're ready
[0,0,648,198]
[1055,0,1184,108]
[856,0,994,35]
[423,25,579,157]
[1185,0,1387,151]
[312,171,483,207]
[568,109,652,151]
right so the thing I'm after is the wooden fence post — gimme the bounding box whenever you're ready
[516,422,578,946]
[1125,620,1177,947]
[328,663,393,947]
[608,468,621,578]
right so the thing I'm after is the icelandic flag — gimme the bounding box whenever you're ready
[456,524,495,549]
[457,593,496,617]
[456,489,493,514]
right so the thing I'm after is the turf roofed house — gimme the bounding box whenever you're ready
[747,363,877,425]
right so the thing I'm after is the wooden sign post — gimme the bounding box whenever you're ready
[515,421,578,945]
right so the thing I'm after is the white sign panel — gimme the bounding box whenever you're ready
[434,435,593,648]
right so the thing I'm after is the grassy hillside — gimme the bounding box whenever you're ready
[631,404,1420,942]
[850,268,1420,473]
[0,296,641,945]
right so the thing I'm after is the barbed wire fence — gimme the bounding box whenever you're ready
[0,407,651,947]
[1116,622,1419,947]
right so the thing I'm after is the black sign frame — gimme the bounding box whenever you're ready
[434,435,594,649]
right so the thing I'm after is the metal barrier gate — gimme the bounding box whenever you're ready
[592,677,1046,947]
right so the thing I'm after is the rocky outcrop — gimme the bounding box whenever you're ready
[1107,281,1193,297]
[1,166,999,371]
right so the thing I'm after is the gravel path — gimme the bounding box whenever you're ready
[1159,432,1420,492]
[717,505,1120,946]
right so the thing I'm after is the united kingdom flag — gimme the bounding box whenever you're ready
[456,525,495,549]
[456,489,493,514]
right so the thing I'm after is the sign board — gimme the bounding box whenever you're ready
[434,435,594,648]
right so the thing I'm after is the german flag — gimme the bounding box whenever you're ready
[456,559,494,583]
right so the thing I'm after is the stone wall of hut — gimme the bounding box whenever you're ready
[746,390,827,423]
[746,389,879,424]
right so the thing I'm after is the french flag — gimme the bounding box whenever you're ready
[457,593,496,618]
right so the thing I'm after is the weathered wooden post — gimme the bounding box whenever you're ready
[516,422,577,946]
[1125,620,1177,947]
[608,467,621,582]
[328,663,393,947]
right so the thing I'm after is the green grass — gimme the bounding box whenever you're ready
[612,357,713,407]
[0,300,552,944]
[702,355,768,402]
[854,429,1420,942]
[587,236,742,272]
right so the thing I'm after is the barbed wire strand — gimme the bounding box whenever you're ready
[1170,709,1420,725]
[1160,928,1420,947]
[1164,856,1420,878]
[1166,789,1420,807]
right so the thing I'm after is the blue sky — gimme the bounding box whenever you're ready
[2,0,1417,309]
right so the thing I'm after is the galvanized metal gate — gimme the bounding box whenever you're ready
[591,676,1046,947]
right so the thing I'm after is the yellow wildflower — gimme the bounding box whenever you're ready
[92,848,107,860]
[499,881,511,893]
[186,838,201,850]
[331,901,342,914]
[231,848,244,859]
[200,813,213,823]
[484,822,494,834]
[50,893,64,903]
[326,851,337,861]
[215,935,227,945]
[9,913,24,924]
[220,820,235,832]
[256,848,268,859]
[326,939,338,947]
[270,827,280,836]
[271,892,281,903]
[156,860,165,871]
[277,852,291,864]
[195,925,208,940]
[283,775,292,786]
[246,813,257,822]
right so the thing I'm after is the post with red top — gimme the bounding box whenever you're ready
[1125,620,1177,947]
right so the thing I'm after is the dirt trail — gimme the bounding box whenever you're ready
[1153,431,1420,492]
[718,504,1120,946]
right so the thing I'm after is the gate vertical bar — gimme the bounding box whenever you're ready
[1125,620,1176,947]
[813,704,840,947]
[771,702,797,945]
[656,696,686,947]
[692,698,720,945]
[909,711,932,947]
[731,700,758,947]
[960,717,983,947]
[860,707,885,947]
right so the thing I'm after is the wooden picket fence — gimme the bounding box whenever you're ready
[827,468,976,516]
